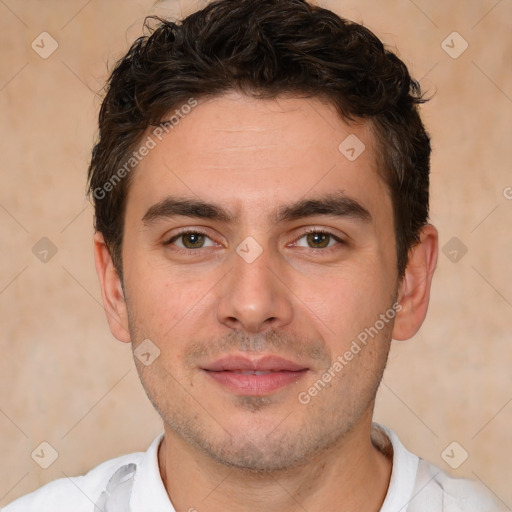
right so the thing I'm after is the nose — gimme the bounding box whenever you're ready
[215,245,294,333]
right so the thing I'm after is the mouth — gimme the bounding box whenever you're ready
[202,355,309,395]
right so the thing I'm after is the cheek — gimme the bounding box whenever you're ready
[125,257,216,335]
[294,261,395,341]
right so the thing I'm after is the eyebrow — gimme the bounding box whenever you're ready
[141,192,371,226]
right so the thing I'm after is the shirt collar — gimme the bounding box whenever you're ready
[128,424,418,512]
[129,431,175,511]
[374,423,420,512]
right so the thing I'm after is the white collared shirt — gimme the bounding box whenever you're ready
[3,424,506,511]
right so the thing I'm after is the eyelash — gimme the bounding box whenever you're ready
[165,228,345,255]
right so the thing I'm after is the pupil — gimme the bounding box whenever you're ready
[184,233,204,248]
[308,232,329,248]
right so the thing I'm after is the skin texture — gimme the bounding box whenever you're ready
[94,92,438,512]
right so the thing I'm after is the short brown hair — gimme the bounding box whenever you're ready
[88,0,430,279]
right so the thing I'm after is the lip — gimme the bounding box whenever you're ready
[204,355,307,372]
[202,355,309,395]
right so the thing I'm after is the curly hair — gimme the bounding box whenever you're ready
[88,0,430,279]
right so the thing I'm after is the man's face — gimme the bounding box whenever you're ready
[120,92,400,471]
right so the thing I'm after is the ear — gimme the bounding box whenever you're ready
[93,231,131,343]
[392,224,438,341]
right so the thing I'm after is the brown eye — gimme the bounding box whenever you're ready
[181,233,206,248]
[306,232,331,248]
[168,231,214,249]
[294,230,341,249]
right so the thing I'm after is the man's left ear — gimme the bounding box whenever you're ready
[392,224,438,341]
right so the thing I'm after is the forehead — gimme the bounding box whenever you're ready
[125,92,390,223]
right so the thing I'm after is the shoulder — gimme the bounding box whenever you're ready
[375,424,507,512]
[410,458,508,512]
[2,451,144,512]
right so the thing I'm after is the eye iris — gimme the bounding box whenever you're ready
[307,232,329,248]
[182,233,205,248]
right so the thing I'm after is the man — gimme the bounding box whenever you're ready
[3,0,505,510]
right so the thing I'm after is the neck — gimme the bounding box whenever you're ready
[157,414,392,512]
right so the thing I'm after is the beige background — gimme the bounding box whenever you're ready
[0,0,511,508]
